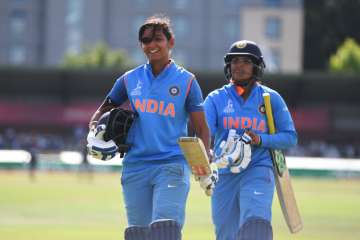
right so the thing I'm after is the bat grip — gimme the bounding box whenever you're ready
[263,93,276,134]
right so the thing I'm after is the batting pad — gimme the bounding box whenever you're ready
[150,219,181,240]
[124,226,149,240]
[237,217,273,240]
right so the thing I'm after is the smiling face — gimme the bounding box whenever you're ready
[140,27,174,64]
[230,56,254,85]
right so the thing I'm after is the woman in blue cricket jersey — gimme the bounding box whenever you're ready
[204,40,297,240]
[87,15,216,240]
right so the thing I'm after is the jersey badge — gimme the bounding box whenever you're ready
[169,86,180,96]
[259,104,266,114]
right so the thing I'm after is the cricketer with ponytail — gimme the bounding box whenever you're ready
[86,15,216,240]
[204,40,298,240]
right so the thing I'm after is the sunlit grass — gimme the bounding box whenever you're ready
[0,171,359,240]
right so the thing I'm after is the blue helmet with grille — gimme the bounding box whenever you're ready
[224,40,266,80]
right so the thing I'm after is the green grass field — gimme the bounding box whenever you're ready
[0,171,359,240]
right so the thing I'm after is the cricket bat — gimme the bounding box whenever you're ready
[178,137,212,196]
[263,92,303,233]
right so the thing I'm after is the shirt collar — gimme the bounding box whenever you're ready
[145,59,175,74]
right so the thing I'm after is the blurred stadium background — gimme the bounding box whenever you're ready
[0,0,360,239]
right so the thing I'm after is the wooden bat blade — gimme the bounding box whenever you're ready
[263,92,303,233]
[178,137,211,177]
[178,137,213,196]
[272,150,303,233]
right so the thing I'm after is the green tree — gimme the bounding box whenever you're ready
[304,0,360,71]
[329,38,360,73]
[61,43,134,70]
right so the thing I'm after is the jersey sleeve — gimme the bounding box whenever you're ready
[259,91,297,150]
[203,95,218,136]
[106,75,128,105]
[185,78,204,112]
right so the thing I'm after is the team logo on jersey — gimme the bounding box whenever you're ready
[133,98,176,118]
[223,100,234,113]
[236,41,247,49]
[258,104,266,114]
[223,116,266,132]
[169,86,180,96]
[130,80,143,96]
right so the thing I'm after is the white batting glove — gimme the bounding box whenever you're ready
[229,132,252,173]
[214,129,237,168]
[214,131,252,173]
[86,129,118,161]
[195,163,219,196]
[94,124,106,140]
[213,140,228,168]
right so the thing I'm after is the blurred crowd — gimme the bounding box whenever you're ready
[0,127,86,152]
[286,140,359,158]
[0,127,360,159]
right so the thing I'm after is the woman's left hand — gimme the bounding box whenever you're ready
[245,130,261,145]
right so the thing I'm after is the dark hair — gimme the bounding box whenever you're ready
[138,15,174,42]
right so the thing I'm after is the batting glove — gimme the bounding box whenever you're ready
[229,132,252,173]
[195,163,219,196]
[86,128,118,161]
[213,129,237,168]
[214,131,252,173]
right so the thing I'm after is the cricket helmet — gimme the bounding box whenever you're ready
[97,108,137,156]
[224,40,266,80]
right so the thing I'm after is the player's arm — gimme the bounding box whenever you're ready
[189,111,210,156]
[258,92,297,149]
[89,75,128,130]
[203,96,218,138]
[248,92,297,150]
[185,79,211,158]
[87,76,129,160]
[89,98,118,130]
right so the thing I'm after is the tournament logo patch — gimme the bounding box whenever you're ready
[223,100,234,113]
[169,86,180,96]
[130,80,143,96]
[259,104,266,114]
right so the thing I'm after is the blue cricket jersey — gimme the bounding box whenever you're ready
[204,83,297,174]
[107,60,204,163]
